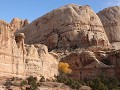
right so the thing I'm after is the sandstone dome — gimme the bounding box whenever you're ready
[98,6,120,49]
[16,4,111,51]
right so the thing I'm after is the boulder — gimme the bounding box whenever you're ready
[98,6,120,49]
[16,4,111,51]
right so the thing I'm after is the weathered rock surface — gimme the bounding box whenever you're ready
[0,20,25,77]
[10,18,29,32]
[0,85,5,90]
[107,50,120,66]
[61,50,111,69]
[25,44,58,79]
[0,19,58,79]
[16,4,111,51]
[97,6,120,49]
[60,50,116,79]
[1,3,120,83]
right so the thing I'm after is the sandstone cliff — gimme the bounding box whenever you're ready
[98,6,120,50]
[0,20,25,77]
[0,3,120,83]
[0,19,58,79]
[16,4,111,51]
[25,44,58,79]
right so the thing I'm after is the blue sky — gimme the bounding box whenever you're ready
[0,0,120,22]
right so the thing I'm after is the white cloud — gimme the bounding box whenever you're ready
[106,0,120,6]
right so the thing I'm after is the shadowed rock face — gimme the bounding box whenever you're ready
[60,50,118,79]
[16,4,111,51]
[98,6,120,49]
[60,51,110,69]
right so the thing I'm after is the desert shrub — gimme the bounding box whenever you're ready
[112,87,120,90]
[4,79,12,89]
[27,76,38,90]
[92,79,108,90]
[105,77,120,90]
[13,81,20,86]
[58,62,72,74]
[84,76,120,90]
[85,80,94,87]
[20,80,27,86]
[55,74,82,89]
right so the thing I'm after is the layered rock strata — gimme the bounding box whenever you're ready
[25,44,58,79]
[0,20,25,77]
[16,4,111,51]
[1,4,120,80]
[0,20,58,79]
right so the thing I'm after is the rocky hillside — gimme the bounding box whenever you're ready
[15,4,120,80]
[98,6,120,50]
[16,4,111,51]
[0,4,120,90]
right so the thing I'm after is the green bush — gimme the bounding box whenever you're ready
[20,80,27,86]
[56,74,120,90]
[27,76,38,90]
[112,87,120,90]
[55,74,82,89]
